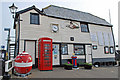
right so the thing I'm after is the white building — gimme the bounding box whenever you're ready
[13,5,115,68]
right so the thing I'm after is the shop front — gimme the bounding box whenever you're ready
[52,42,92,66]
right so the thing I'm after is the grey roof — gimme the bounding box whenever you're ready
[42,5,112,26]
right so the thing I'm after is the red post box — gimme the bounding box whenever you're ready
[71,56,77,68]
[38,37,52,71]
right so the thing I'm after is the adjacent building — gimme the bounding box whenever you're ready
[13,5,115,68]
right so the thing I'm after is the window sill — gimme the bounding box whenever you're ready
[105,53,109,54]
[62,54,68,55]
[110,53,114,54]
[30,23,40,25]
[75,54,85,55]
[81,31,89,33]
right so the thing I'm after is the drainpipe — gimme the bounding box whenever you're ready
[15,15,20,56]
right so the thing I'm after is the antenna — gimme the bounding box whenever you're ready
[109,9,111,24]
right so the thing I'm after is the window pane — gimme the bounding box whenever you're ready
[74,45,84,55]
[81,24,88,32]
[75,45,84,48]
[61,44,68,55]
[30,13,39,25]
[104,46,109,54]
[110,47,114,54]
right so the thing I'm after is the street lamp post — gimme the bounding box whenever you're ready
[9,3,18,58]
[4,28,10,60]
[9,3,19,75]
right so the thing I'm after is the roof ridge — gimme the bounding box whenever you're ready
[17,5,35,13]
[16,5,44,15]
[50,5,87,13]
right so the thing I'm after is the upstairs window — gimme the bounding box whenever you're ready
[81,23,89,32]
[30,13,39,25]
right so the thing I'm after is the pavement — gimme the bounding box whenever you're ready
[11,66,118,78]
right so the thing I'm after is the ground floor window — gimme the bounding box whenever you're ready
[104,46,109,54]
[61,44,68,55]
[74,45,84,55]
[110,46,114,54]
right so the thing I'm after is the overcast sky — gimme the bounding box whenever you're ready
[0,0,119,49]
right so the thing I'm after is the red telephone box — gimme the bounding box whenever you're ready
[38,37,53,71]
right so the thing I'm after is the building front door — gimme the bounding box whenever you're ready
[52,44,60,65]
[86,45,92,64]
[25,40,36,65]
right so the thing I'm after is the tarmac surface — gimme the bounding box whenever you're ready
[11,66,118,78]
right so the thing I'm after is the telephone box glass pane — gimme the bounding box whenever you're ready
[43,43,51,67]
